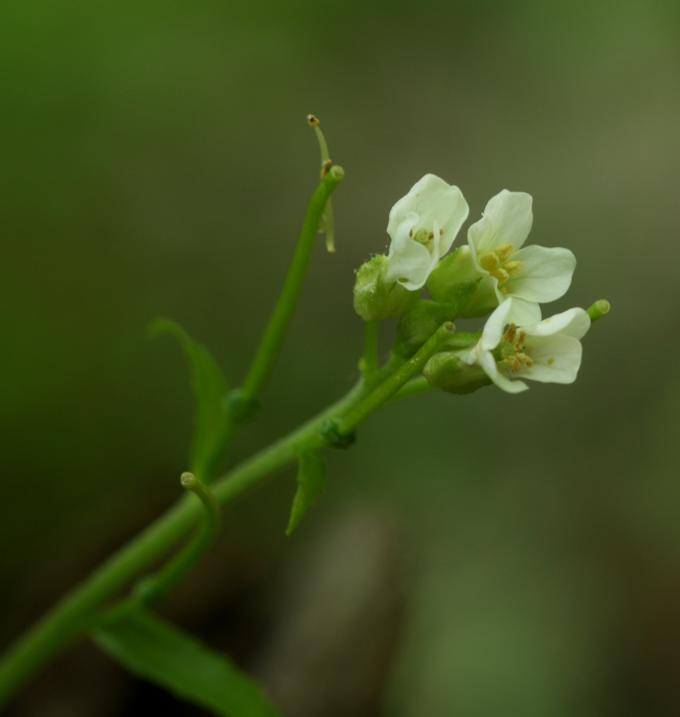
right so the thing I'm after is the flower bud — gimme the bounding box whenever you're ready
[423,352,491,394]
[427,246,496,317]
[353,255,416,321]
[587,299,611,322]
[395,300,456,357]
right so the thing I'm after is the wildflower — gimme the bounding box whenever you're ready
[385,174,469,290]
[467,190,576,322]
[458,298,591,393]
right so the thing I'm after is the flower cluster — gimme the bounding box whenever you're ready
[353,173,604,394]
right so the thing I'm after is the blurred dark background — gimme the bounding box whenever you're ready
[2,1,679,715]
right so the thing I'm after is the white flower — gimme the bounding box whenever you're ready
[467,190,576,324]
[385,174,469,291]
[459,298,591,393]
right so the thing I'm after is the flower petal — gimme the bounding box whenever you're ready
[425,186,469,257]
[456,348,477,366]
[387,174,469,252]
[504,245,576,303]
[385,216,434,290]
[479,299,514,351]
[503,297,542,326]
[480,350,528,393]
[518,334,583,384]
[468,190,533,257]
[387,174,440,235]
[525,307,591,339]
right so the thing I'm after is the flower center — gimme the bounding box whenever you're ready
[498,323,533,372]
[409,226,444,248]
[478,243,522,288]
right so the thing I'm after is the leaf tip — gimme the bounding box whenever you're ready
[148,317,177,340]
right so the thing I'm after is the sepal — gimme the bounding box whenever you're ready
[423,352,491,394]
[426,246,495,317]
[395,300,457,357]
[353,255,417,321]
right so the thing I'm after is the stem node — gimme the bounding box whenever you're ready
[321,418,356,449]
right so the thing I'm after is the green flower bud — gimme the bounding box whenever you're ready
[587,299,611,322]
[427,246,496,317]
[353,255,416,321]
[423,352,491,394]
[395,300,457,357]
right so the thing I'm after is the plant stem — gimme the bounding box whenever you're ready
[134,473,220,606]
[0,321,454,706]
[241,166,344,403]
[361,320,379,379]
[337,322,455,435]
[0,382,359,706]
[202,167,345,477]
[393,376,432,401]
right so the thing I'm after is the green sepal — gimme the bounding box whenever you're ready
[423,352,491,394]
[427,246,495,318]
[395,300,457,357]
[286,450,327,536]
[150,318,229,481]
[93,604,281,717]
[353,255,417,321]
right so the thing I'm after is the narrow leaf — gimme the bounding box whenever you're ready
[94,605,280,717]
[150,318,228,480]
[286,450,327,536]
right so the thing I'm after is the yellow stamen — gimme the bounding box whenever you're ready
[496,243,514,261]
[504,324,517,343]
[492,268,510,284]
[500,325,534,373]
[480,252,500,271]
[412,228,434,246]
[516,352,533,367]
[479,244,519,287]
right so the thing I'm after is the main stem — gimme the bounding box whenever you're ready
[0,383,359,705]
[0,328,455,706]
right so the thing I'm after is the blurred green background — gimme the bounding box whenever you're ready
[2,1,679,714]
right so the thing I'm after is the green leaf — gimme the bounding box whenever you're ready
[286,450,327,536]
[150,318,229,480]
[94,605,280,717]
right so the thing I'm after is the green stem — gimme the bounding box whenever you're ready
[203,166,345,475]
[307,115,336,253]
[242,166,344,402]
[0,381,365,705]
[0,317,457,705]
[361,320,379,380]
[134,473,220,606]
[337,322,455,435]
[393,376,432,401]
